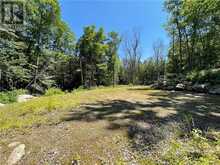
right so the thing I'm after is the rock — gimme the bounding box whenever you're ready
[150,83,159,89]
[163,80,168,86]
[17,94,35,103]
[209,85,220,95]
[186,85,193,91]
[0,103,5,107]
[192,83,209,93]
[8,142,21,148]
[164,86,175,90]
[176,83,185,90]
[7,144,25,165]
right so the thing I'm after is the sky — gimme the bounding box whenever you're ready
[59,0,169,59]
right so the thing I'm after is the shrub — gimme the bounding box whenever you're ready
[186,68,220,84]
[0,89,27,104]
[128,83,133,87]
[44,88,64,96]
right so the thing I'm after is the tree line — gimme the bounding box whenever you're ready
[1,0,219,93]
[0,0,166,93]
[165,0,220,78]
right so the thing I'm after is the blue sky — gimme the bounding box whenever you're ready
[59,0,169,59]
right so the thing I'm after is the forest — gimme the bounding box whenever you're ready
[0,0,220,164]
[0,0,219,93]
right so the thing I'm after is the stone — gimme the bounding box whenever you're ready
[8,142,21,148]
[165,86,175,90]
[163,80,168,86]
[209,85,220,95]
[186,85,193,91]
[17,95,35,103]
[176,83,185,90]
[150,83,159,89]
[7,144,25,165]
[192,83,209,93]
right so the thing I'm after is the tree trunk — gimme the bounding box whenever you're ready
[34,53,39,87]
[176,20,182,72]
[80,57,84,86]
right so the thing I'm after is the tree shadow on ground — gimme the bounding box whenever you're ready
[61,91,220,153]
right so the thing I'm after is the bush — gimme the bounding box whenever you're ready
[44,88,64,96]
[128,83,133,87]
[0,89,27,104]
[186,68,220,85]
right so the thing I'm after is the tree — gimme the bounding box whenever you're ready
[106,32,121,86]
[123,30,142,84]
[165,0,220,78]
[152,39,165,81]
[0,0,76,92]
[76,26,108,88]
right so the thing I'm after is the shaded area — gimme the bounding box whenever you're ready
[62,91,220,153]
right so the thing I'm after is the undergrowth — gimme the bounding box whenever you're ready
[0,89,27,104]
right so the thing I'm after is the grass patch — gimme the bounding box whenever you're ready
[0,86,128,131]
[44,87,65,96]
[160,129,219,165]
[136,125,220,165]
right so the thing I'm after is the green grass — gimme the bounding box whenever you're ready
[44,87,65,96]
[0,86,127,131]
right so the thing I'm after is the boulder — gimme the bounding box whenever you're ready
[192,83,209,93]
[17,94,35,103]
[186,85,193,91]
[176,83,185,90]
[8,142,21,148]
[209,85,220,95]
[164,86,175,90]
[7,144,25,165]
[150,83,160,89]
[163,80,168,86]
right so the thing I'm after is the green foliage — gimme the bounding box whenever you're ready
[186,69,220,84]
[0,0,76,92]
[161,129,220,165]
[165,0,220,76]
[76,26,121,87]
[44,88,64,96]
[0,89,27,104]
[106,32,121,86]
[115,159,126,165]
[140,56,166,85]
